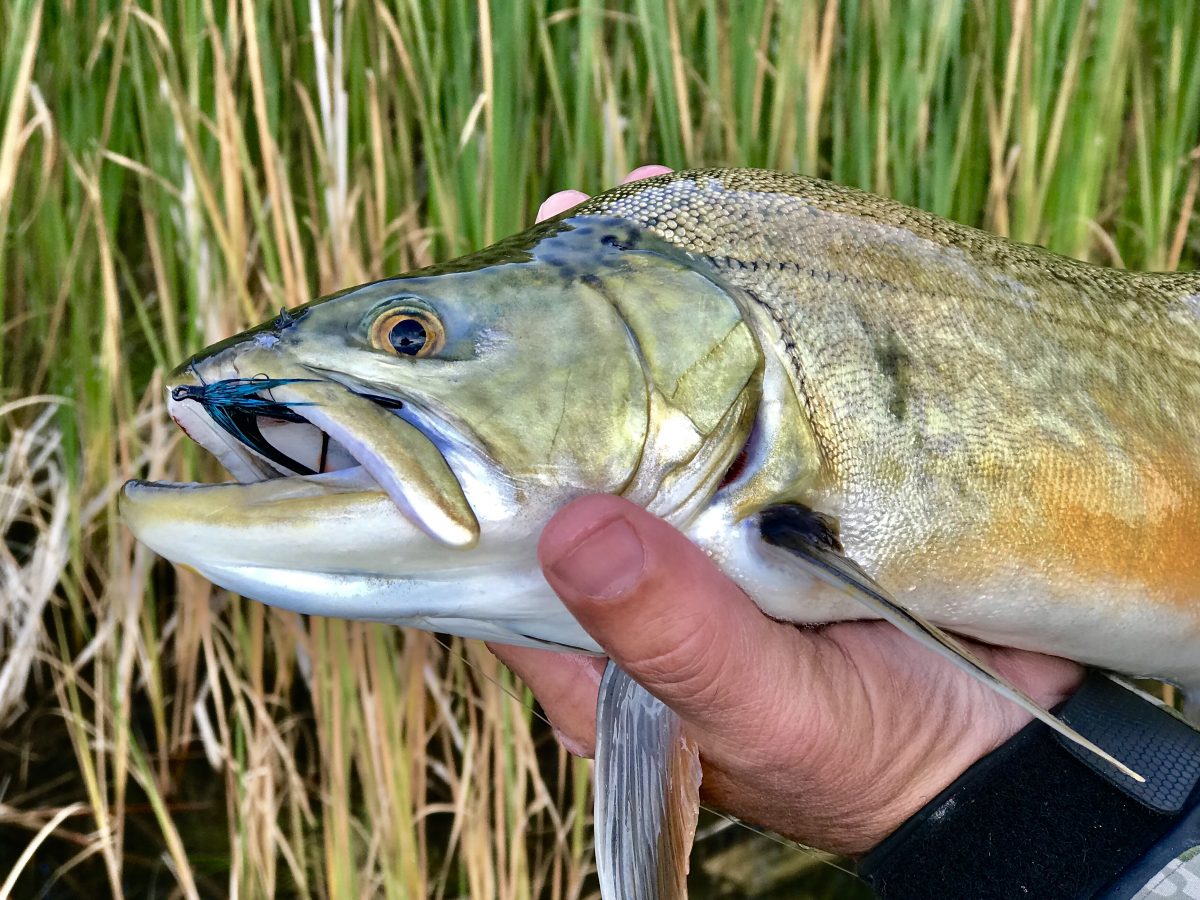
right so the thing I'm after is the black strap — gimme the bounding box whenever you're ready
[858,672,1200,899]
[1054,677,1200,813]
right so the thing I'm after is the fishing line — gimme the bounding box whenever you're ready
[429,634,861,881]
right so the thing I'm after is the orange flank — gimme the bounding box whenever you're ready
[991,445,1200,613]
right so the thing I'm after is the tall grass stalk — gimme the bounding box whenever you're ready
[1,1,1197,897]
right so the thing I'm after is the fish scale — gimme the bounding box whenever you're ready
[122,168,1200,897]
[578,171,1200,686]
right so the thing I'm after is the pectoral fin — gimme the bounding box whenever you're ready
[594,661,702,900]
[759,504,1144,783]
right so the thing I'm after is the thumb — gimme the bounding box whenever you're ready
[538,495,811,740]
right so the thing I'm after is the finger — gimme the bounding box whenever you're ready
[622,165,673,183]
[536,190,589,223]
[535,168,668,224]
[487,642,604,756]
[537,495,823,743]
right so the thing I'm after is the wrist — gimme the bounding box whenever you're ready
[859,671,1199,898]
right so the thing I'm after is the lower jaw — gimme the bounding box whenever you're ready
[122,466,463,572]
[120,470,602,652]
[180,553,602,652]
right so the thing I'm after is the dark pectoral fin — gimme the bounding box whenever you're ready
[759,504,1144,783]
[594,661,702,900]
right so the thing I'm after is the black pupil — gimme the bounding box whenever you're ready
[389,317,428,355]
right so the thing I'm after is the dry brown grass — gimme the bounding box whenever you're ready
[0,1,1197,896]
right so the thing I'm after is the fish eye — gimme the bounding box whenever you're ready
[369,306,445,358]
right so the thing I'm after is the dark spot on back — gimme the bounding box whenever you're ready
[872,327,913,421]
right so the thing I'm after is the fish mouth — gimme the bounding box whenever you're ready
[119,363,600,653]
[128,365,483,550]
[166,375,398,480]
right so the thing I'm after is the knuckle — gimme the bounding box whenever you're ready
[629,612,731,700]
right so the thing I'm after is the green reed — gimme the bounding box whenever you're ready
[0,1,1196,896]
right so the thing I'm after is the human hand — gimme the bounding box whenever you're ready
[488,170,1084,856]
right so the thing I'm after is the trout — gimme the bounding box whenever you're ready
[121,169,1200,896]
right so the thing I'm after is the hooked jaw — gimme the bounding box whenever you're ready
[119,359,602,651]
[137,361,481,548]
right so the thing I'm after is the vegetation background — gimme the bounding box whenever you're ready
[1,0,1198,896]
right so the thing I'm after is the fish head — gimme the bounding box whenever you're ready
[120,216,775,650]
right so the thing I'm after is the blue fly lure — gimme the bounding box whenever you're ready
[171,378,322,475]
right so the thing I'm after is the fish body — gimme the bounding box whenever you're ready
[121,169,1200,893]
[580,171,1200,689]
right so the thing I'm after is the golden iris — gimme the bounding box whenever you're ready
[369,308,444,358]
